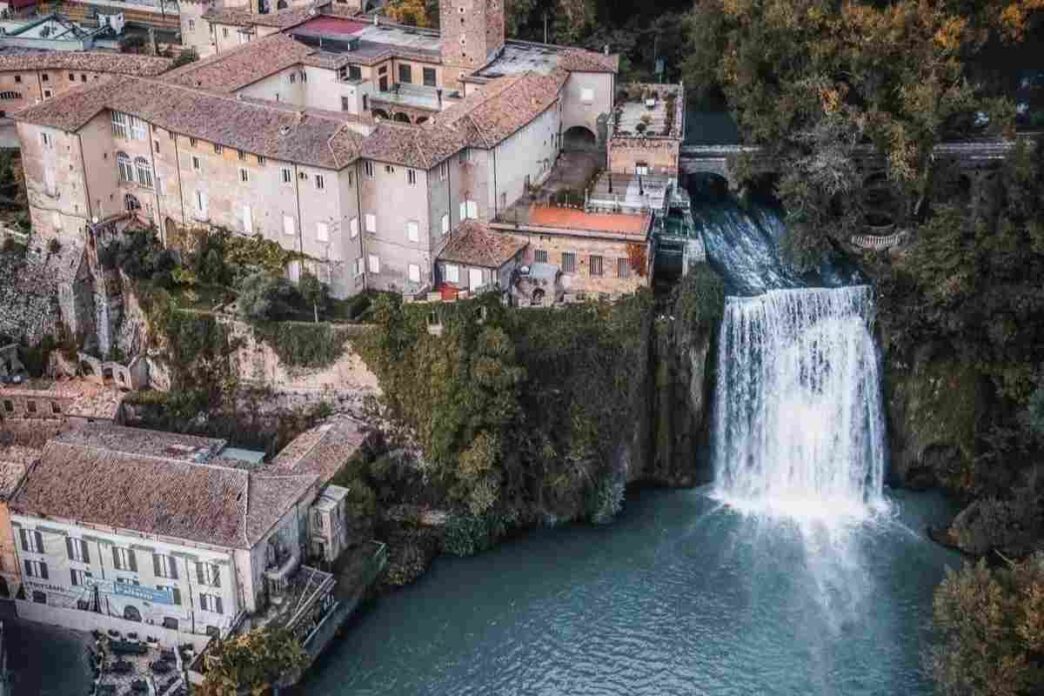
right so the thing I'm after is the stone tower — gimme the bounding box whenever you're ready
[439,0,505,90]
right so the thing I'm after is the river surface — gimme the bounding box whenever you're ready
[300,487,956,696]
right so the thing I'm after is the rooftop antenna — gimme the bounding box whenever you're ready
[543,11,548,44]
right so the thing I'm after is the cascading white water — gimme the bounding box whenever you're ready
[712,285,888,524]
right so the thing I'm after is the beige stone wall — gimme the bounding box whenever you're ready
[17,121,92,239]
[506,228,650,296]
[561,72,614,142]
[608,136,680,176]
[0,69,111,117]
[179,2,215,57]
[211,21,253,53]
[438,0,505,90]
[359,159,433,292]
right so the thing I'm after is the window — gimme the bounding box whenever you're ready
[66,537,89,563]
[423,67,437,87]
[191,156,201,171]
[580,87,595,104]
[367,254,380,273]
[459,149,470,164]
[242,205,252,234]
[289,72,296,84]
[24,560,48,579]
[460,200,478,220]
[635,162,649,176]
[349,217,359,239]
[43,89,52,99]
[222,27,229,38]
[160,586,182,606]
[70,568,92,587]
[154,140,160,153]
[281,167,292,184]
[283,215,295,237]
[534,249,548,264]
[20,529,43,553]
[439,162,448,181]
[617,258,631,278]
[408,263,421,283]
[113,547,137,572]
[364,161,374,178]
[69,73,76,81]
[116,152,133,182]
[406,221,419,243]
[26,400,36,414]
[384,165,395,174]
[213,144,223,155]
[590,255,603,276]
[189,137,197,147]
[444,263,460,284]
[195,190,207,215]
[398,64,412,84]
[200,593,223,614]
[353,257,363,277]
[31,590,46,604]
[197,562,221,588]
[440,213,449,235]
[315,174,325,190]
[135,157,153,188]
[13,75,20,84]
[0,91,20,100]
[41,73,49,82]
[188,19,195,30]
[364,213,376,233]
[341,96,350,112]
[348,171,354,187]
[316,221,329,242]
[237,150,245,161]
[407,169,416,186]
[348,65,362,81]
[153,553,178,579]
[1,400,10,412]
[40,131,52,148]
[562,252,576,273]
[130,116,146,141]
[257,155,265,165]
[81,74,86,82]
[239,168,249,183]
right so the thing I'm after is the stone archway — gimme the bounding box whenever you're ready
[371,108,390,121]
[393,112,411,123]
[563,125,598,152]
[123,605,142,622]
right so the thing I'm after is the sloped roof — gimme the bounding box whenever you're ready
[10,441,316,549]
[55,421,226,462]
[556,48,620,74]
[163,33,312,93]
[438,220,525,268]
[270,416,370,485]
[14,75,364,169]
[0,446,33,499]
[360,119,469,168]
[0,51,172,77]
[204,5,316,29]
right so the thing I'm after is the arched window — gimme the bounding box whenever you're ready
[116,152,133,182]
[124,194,140,212]
[134,157,153,189]
[123,605,142,622]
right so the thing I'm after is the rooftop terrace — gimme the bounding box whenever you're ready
[612,84,683,139]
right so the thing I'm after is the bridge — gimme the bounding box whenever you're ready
[679,135,1039,185]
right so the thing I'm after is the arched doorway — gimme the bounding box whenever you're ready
[393,112,411,123]
[124,194,141,212]
[415,116,429,125]
[562,125,597,152]
[123,605,142,622]
[371,108,390,121]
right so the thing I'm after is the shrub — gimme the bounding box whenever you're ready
[235,271,305,321]
[171,47,198,67]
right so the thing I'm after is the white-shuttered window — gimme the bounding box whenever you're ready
[200,593,223,614]
[408,263,421,283]
[316,221,329,242]
[111,111,128,138]
[406,221,419,242]
[283,215,295,237]
[364,214,376,233]
[445,263,460,284]
[242,205,252,234]
[441,214,450,235]
[349,217,359,239]
[367,254,380,273]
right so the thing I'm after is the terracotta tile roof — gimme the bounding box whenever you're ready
[163,33,312,93]
[270,416,370,485]
[11,440,316,548]
[0,51,172,77]
[55,421,226,462]
[14,76,364,169]
[438,220,525,268]
[435,70,567,149]
[556,48,620,74]
[203,5,316,29]
[363,71,565,167]
[0,446,33,499]
[524,206,652,236]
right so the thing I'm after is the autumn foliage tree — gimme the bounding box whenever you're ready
[199,628,306,696]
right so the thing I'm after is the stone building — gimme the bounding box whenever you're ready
[607,83,685,177]
[435,219,524,293]
[0,51,171,118]
[14,0,632,302]
[8,417,368,646]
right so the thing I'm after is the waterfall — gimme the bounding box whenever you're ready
[712,285,888,524]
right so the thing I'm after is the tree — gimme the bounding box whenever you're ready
[298,272,329,323]
[199,628,305,696]
[682,0,1042,266]
[930,556,1044,696]
[385,0,431,27]
[172,47,199,67]
[235,271,305,321]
